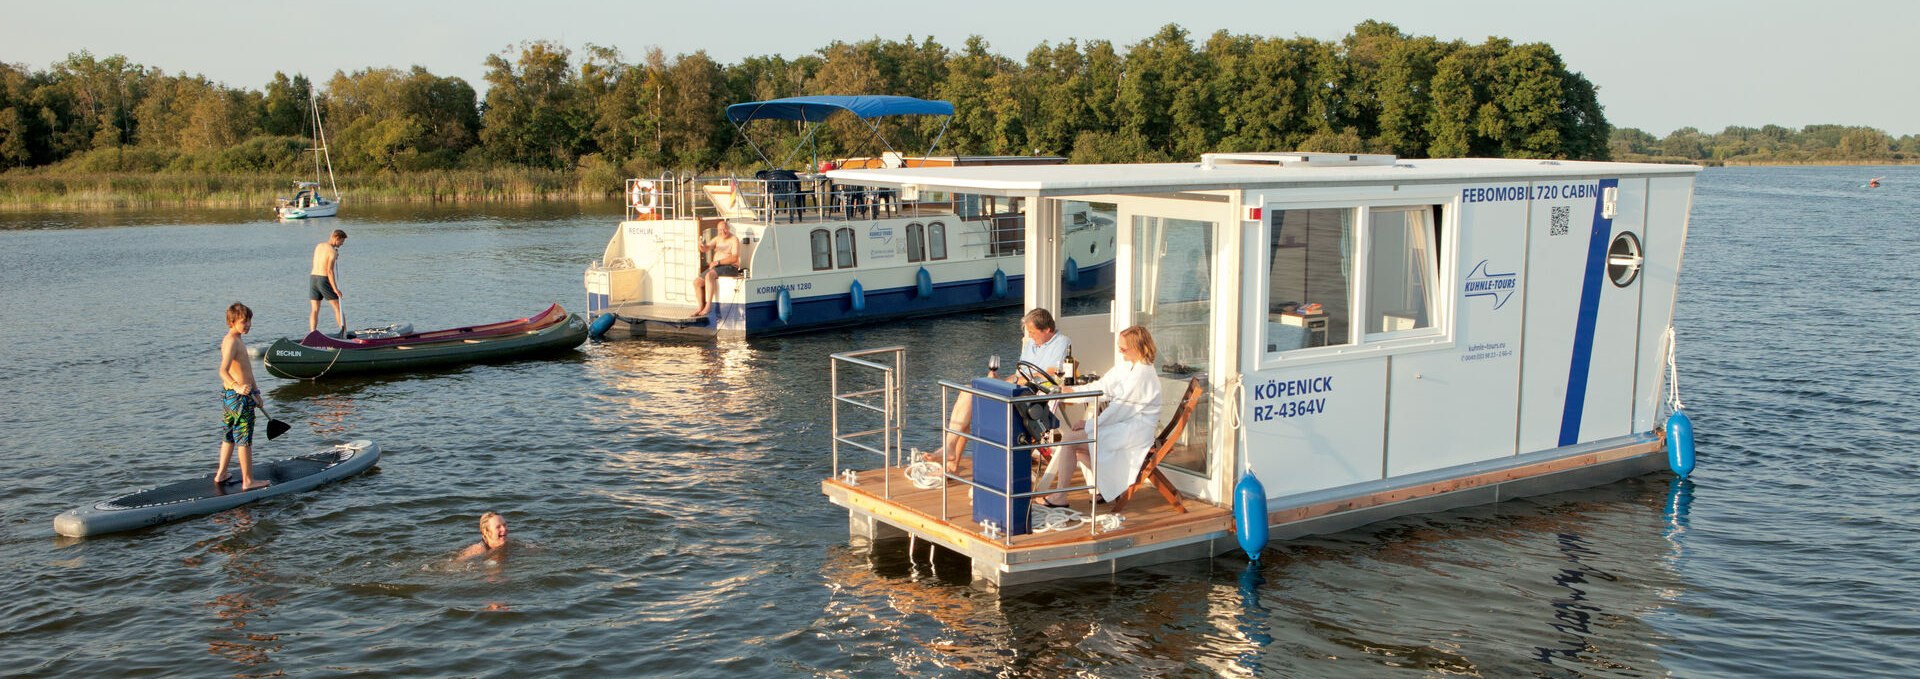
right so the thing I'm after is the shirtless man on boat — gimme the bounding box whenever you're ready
[309,229,347,334]
[694,221,740,317]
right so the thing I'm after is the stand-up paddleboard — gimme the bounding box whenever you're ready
[54,440,380,537]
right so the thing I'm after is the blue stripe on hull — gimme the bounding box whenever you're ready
[724,273,1028,336]
[1558,178,1619,446]
[1064,259,1117,295]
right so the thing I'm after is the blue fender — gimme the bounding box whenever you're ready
[991,268,1008,299]
[1234,470,1269,561]
[1064,257,1081,287]
[1666,410,1696,478]
[776,287,792,324]
[916,267,934,299]
[587,313,617,339]
[849,279,866,313]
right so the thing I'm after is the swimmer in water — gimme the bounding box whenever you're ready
[455,511,509,561]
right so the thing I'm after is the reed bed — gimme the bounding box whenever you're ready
[0,169,624,211]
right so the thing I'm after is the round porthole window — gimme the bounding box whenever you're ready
[1607,232,1643,287]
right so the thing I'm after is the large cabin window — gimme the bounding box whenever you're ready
[1364,207,1439,337]
[1265,208,1354,356]
[835,227,857,268]
[906,223,926,263]
[810,229,832,271]
[927,221,948,260]
[1263,205,1445,358]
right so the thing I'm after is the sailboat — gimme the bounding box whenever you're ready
[275,85,341,220]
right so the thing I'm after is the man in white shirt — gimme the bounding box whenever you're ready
[931,308,1071,471]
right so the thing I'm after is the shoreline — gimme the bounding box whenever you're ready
[3,160,1908,212]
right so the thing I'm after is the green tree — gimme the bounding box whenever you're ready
[1836,127,1892,158]
[938,36,1014,155]
[261,72,310,137]
[1609,127,1658,157]
[480,41,583,169]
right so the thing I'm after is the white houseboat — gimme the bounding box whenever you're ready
[583,96,1115,338]
[819,152,1699,587]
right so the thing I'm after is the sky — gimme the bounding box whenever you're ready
[5,0,1917,137]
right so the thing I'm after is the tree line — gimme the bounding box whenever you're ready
[3,21,1617,184]
[1611,124,1920,164]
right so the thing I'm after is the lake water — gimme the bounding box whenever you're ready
[2,167,1916,677]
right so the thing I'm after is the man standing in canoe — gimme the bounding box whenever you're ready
[217,303,269,491]
[309,229,347,335]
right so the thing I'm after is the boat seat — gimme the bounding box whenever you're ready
[756,169,805,223]
[1108,376,1204,514]
[870,186,898,218]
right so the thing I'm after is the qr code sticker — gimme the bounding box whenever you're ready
[1549,206,1570,236]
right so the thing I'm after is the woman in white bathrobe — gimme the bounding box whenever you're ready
[1039,326,1162,506]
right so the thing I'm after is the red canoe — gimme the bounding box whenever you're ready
[298,303,569,349]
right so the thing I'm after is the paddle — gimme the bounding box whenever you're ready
[256,402,292,440]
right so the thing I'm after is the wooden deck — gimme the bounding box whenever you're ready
[822,458,1233,583]
[822,434,1671,587]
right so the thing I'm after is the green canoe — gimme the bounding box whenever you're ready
[264,313,589,379]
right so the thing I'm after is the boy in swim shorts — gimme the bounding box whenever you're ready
[217,303,269,490]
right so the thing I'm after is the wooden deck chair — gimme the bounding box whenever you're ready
[1109,377,1204,514]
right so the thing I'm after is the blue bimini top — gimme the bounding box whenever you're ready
[724,95,955,124]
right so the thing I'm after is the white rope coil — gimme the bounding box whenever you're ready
[1030,504,1124,533]
[905,459,945,489]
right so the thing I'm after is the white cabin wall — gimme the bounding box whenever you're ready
[1633,176,1696,430]
[1243,360,1389,496]
[1385,192,1528,475]
[1579,179,1648,443]
[1518,181,1602,452]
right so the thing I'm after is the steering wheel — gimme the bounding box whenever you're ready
[1014,360,1062,395]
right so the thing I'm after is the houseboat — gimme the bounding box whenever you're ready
[584,96,1115,338]
[818,152,1700,587]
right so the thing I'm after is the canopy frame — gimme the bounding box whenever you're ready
[724,95,953,169]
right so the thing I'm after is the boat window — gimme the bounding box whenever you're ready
[988,197,1026,257]
[1608,231,1642,287]
[1059,201,1116,318]
[957,194,983,220]
[1264,208,1355,357]
[906,223,926,263]
[810,229,832,271]
[1363,207,1438,337]
[927,221,948,260]
[835,227,857,269]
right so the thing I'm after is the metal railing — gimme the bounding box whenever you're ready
[829,346,909,499]
[938,379,1105,545]
[829,346,1115,545]
[624,174,679,222]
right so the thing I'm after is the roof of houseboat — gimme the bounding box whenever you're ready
[827,153,1702,197]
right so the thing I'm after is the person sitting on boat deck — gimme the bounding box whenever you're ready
[928,307,1072,472]
[456,511,510,562]
[308,229,347,334]
[215,302,270,491]
[1038,325,1161,508]
[693,220,741,317]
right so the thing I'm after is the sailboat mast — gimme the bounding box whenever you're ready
[310,86,340,201]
